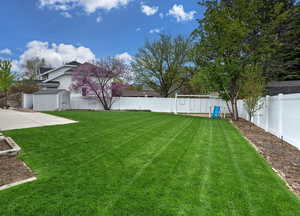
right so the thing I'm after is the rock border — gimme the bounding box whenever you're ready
[0,177,37,191]
[0,136,21,156]
[0,133,37,191]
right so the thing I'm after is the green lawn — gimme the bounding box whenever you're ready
[1,111,299,216]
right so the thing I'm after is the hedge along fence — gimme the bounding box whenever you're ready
[238,93,300,149]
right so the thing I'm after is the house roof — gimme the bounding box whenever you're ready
[66,61,82,66]
[42,62,107,84]
[266,80,300,96]
[40,62,80,77]
[33,89,67,95]
[39,67,53,74]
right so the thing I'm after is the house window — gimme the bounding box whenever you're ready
[82,87,87,96]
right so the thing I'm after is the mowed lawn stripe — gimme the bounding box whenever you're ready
[54,113,179,170]
[213,120,254,216]
[20,113,171,173]
[104,117,194,214]
[0,113,181,213]
[6,112,157,174]
[81,116,193,214]
[223,121,300,215]
[1,112,300,216]
[151,117,212,215]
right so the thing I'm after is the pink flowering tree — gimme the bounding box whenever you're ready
[71,58,128,110]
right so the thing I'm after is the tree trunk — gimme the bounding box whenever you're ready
[235,99,239,119]
[102,99,110,110]
[161,89,169,98]
[231,97,239,121]
[225,100,233,118]
[249,113,252,122]
[5,90,8,109]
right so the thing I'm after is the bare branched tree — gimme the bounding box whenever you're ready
[23,57,47,80]
[132,34,192,97]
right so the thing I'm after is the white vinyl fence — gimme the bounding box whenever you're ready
[23,92,300,149]
[70,96,229,114]
[238,93,300,149]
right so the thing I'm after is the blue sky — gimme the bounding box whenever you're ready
[0,0,204,70]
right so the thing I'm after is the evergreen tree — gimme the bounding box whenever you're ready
[267,4,300,80]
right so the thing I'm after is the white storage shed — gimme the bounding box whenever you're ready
[33,89,71,111]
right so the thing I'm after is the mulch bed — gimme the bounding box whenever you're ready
[0,156,35,187]
[0,139,11,151]
[233,119,300,196]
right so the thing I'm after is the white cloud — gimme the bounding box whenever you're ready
[81,0,130,13]
[96,16,103,23]
[14,41,95,71]
[61,11,72,18]
[136,27,141,32]
[116,52,133,64]
[0,48,12,55]
[11,60,21,73]
[168,4,196,22]
[39,0,130,14]
[149,28,162,34]
[141,4,158,16]
[159,13,164,19]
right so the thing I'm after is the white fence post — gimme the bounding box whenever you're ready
[278,94,283,138]
[257,101,261,126]
[265,95,270,132]
[174,93,178,114]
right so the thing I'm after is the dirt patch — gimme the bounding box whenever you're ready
[181,113,210,118]
[233,119,300,196]
[0,156,35,187]
[0,140,11,151]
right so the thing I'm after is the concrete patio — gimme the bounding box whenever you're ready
[0,109,77,131]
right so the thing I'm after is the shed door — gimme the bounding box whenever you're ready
[60,92,70,110]
[33,94,58,111]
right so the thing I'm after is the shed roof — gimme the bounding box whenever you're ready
[33,89,67,95]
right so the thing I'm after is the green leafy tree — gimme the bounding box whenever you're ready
[132,34,192,97]
[0,60,15,108]
[193,0,252,120]
[192,0,295,120]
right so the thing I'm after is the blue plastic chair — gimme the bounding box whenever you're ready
[211,106,221,119]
